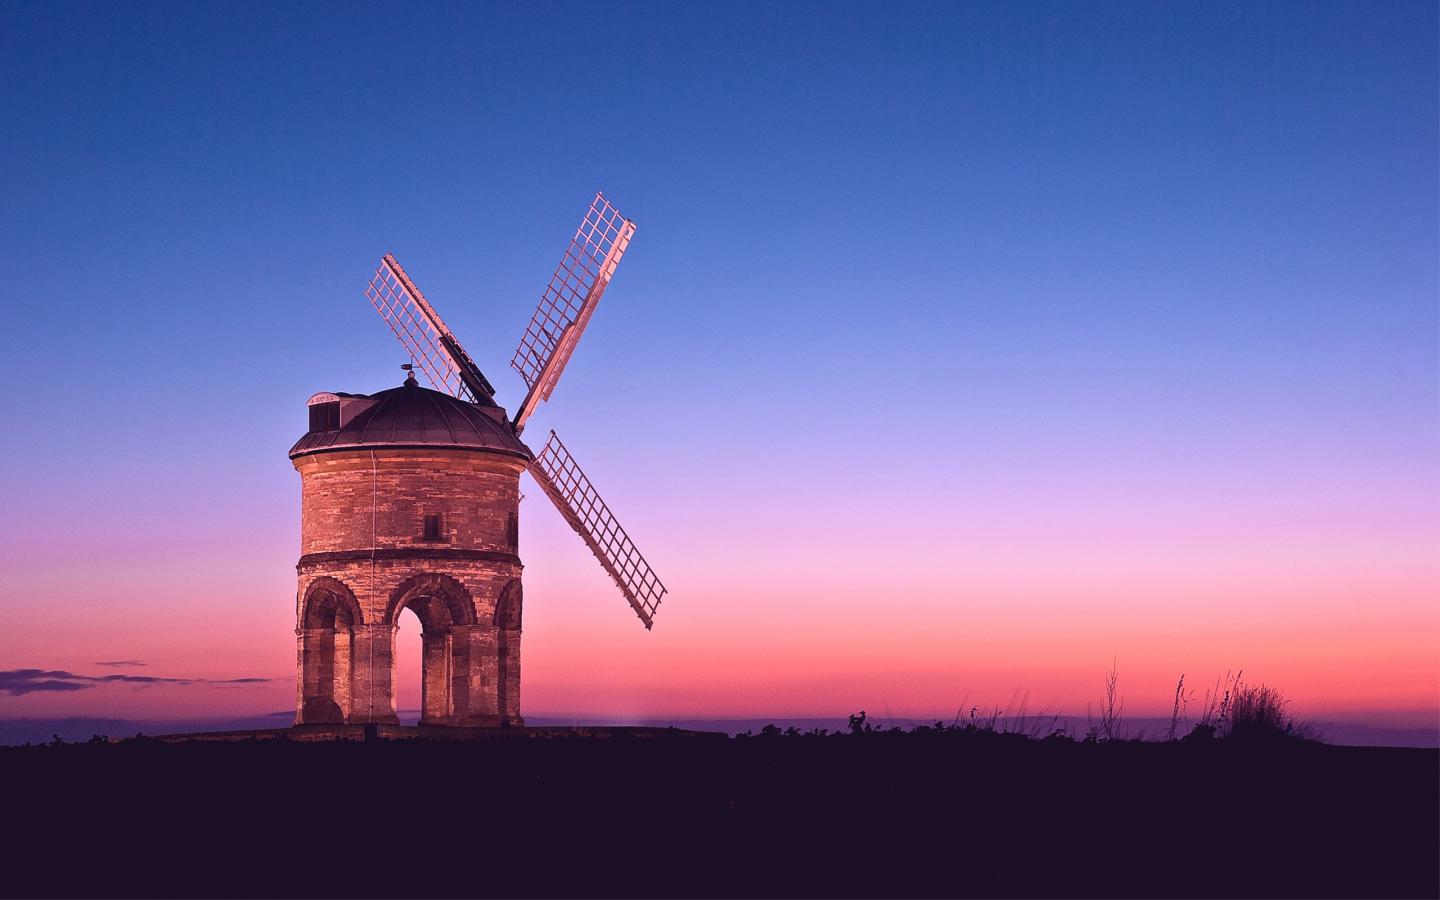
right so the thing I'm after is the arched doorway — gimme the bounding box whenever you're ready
[299,577,362,724]
[385,574,477,725]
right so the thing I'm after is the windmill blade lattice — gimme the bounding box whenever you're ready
[529,430,666,629]
[366,253,496,401]
[510,192,636,433]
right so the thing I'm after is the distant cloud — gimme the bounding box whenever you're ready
[0,669,283,696]
[0,671,93,695]
[94,660,146,668]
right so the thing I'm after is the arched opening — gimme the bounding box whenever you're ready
[393,607,423,725]
[299,578,361,725]
[385,574,476,726]
[391,593,459,725]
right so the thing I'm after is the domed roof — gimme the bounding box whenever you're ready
[289,378,532,460]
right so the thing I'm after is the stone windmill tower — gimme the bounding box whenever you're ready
[290,193,666,727]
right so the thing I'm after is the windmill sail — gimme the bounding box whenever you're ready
[510,192,636,433]
[366,253,496,401]
[529,430,666,629]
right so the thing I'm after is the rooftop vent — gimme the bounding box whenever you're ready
[308,402,340,432]
[306,391,377,432]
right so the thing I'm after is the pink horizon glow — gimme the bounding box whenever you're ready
[3,486,1435,728]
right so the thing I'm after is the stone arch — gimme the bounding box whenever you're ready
[384,572,476,631]
[298,577,361,725]
[494,579,522,630]
[303,576,364,629]
[384,573,477,725]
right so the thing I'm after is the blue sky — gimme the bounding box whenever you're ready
[1,1,1435,722]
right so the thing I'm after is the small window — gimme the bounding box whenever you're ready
[308,402,340,431]
[422,514,443,541]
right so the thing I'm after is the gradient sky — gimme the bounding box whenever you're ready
[1,1,1435,727]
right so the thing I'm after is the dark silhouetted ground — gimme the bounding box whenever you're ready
[2,726,1434,898]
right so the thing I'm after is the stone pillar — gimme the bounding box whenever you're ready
[419,631,452,724]
[301,628,336,700]
[447,625,475,722]
[348,623,399,725]
[294,629,304,725]
[333,628,353,718]
[453,624,500,726]
[499,626,523,726]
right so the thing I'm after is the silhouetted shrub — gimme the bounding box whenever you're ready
[1225,683,1315,741]
[1183,722,1217,742]
[1187,675,1316,742]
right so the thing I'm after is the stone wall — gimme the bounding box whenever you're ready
[296,449,522,557]
[293,448,527,726]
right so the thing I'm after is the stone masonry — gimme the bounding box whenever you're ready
[290,380,532,727]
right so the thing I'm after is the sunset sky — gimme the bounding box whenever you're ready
[1,2,1435,730]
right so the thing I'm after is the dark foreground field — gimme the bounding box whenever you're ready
[3,727,1435,898]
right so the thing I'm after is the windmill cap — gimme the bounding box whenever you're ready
[289,380,532,460]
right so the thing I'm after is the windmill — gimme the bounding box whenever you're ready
[362,191,666,629]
